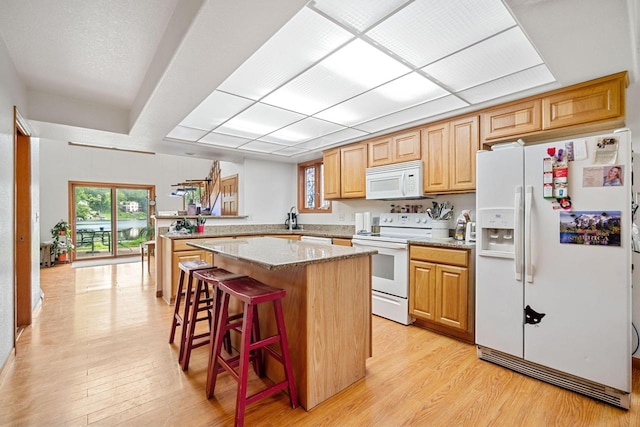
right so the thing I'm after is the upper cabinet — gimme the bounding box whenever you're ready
[481,71,627,146]
[422,115,479,193]
[367,130,421,167]
[323,143,367,199]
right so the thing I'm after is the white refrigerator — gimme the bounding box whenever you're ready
[475,130,632,408]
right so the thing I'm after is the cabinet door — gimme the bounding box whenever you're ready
[435,264,468,330]
[392,131,421,163]
[421,122,449,192]
[332,238,352,246]
[368,137,393,167]
[340,144,367,198]
[542,78,623,130]
[449,115,479,191]
[409,260,436,321]
[323,148,341,199]
[481,99,541,140]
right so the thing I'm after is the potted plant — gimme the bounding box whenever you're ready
[51,219,74,262]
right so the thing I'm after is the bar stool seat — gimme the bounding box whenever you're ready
[207,276,297,427]
[180,268,246,371]
[168,260,213,361]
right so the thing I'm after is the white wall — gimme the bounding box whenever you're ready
[39,140,215,242]
[0,36,29,370]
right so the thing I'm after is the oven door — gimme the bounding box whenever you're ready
[351,239,408,297]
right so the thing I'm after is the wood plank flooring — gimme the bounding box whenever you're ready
[1,262,639,426]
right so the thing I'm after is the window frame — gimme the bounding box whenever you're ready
[297,158,332,213]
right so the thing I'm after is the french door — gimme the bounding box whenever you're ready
[71,182,155,260]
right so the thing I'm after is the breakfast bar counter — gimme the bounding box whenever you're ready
[188,237,376,410]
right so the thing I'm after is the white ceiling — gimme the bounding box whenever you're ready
[0,0,637,163]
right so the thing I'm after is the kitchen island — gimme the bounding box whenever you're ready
[188,237,376,410]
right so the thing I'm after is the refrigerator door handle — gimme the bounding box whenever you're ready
[514,186,523,281]
[525,185,534,283]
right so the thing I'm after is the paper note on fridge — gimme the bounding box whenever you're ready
[592,137,619,164]
[582,165,624,187]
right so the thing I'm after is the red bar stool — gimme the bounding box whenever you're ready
[168,260,213,361]
[206,277,297,427]
[180,268,246,371]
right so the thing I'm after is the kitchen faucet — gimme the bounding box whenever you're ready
[288,206,298,231]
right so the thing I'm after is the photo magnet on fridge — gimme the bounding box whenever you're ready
[559,210,621,246]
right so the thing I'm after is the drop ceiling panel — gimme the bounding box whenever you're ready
[423,27,544,92]
[355,95,468,133]
[271,146,310,156]
[199,132,251,147]
[366,0,516,68]
[165,126,209,141]
[214,102,306,139]
[241,140,288,153]
[458,64,556,104]
[178,91,254,130]
[218,8,353,100]
[314,72,449,126]
[294,127,369,150]
[259,117,345,145]
[310,0,411,32]
[261,38,411,115]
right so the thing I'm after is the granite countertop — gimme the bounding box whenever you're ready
[408,237,476,250]
[161,227,356,240]
[188,236,377,270]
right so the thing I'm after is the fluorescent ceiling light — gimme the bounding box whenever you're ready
[310,0,411,32]
[178,91,253,130]
[260,117,345,145]
[214,102,305,139]
[166,126,208,141]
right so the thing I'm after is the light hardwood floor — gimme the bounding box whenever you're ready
[1,262,639,426]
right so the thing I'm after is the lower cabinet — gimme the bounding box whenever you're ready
[162,237,214,304]
[409,245,474,343]
[332,238,352,246]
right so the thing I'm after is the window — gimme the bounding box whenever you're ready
[298,159,331,213]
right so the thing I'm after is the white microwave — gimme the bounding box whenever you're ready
[366,160,423,200]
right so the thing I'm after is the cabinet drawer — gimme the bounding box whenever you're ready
[410,246,467,267]
[173,239,200,251]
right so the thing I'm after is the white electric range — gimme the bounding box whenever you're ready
[351,213,433,325]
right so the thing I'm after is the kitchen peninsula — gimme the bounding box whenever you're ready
[188,237,376,410]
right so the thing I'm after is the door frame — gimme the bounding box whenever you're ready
[14,106,33,340]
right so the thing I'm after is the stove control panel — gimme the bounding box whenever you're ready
[379,213,432,228]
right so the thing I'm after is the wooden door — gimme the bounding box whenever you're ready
[409,260,436,321]
[14,107,32,333]
[421,122,449,192]
[392,130,421,163]
[323,148,341,199]
[449,115,479,191]
[367,137,393,167]
[340,143,367,198]
[435,264,468,330]
[221,174,238,215]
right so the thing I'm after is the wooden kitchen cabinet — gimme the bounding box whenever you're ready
[323,143,367,199]
[421,115,479,193]
[161,237,214,304]
[542,76,624,130]
[481,99,542,141]
[409,245,473,343]
[367,130,421,167]
[332,238,352,246]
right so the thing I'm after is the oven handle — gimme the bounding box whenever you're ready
[352,239,407,250]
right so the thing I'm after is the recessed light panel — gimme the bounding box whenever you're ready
[260,117,345,145]
[294,127,369,150]
[367,0,516,67]
[458,65,556,104]
[214,102,305,139]
[241,140,288,153]
[355,95,469,133]
[423,27,544,92]
[262,39,411,115]
[166,126,209,141]
[271,146,310,157]
[218,8,353,100]
[315,72,449,126]
[199,132,251,148]
[178,91,253,130]
[310,0,411,32]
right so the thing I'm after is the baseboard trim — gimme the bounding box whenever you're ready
[156,290,162,298]
[0,348,16,388]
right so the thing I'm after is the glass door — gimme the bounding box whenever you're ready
[72,182,155,260]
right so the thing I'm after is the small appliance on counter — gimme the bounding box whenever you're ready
[355,212,373,234]
[465,222,476,243]
[285,211,299,230]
